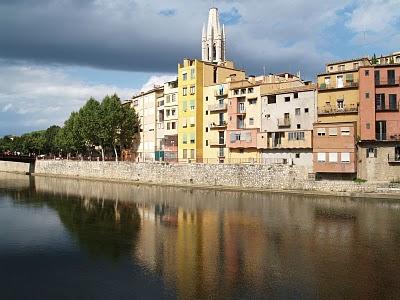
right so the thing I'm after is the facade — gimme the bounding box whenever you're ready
[202,8,226,64]
[357,63,400,181]
[226,74,306,163]
[259,85,317,170]
[156,80,179,162]
[313,122,357,177]
[313,58,370,177]
[177,59,245,162]
[131,86,164,162]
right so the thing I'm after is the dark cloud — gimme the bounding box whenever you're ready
[0,0,378,80]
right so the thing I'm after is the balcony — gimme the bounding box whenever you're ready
[376,133,387,141]
[209,121,227,129]
[318,105,358,115]
[318,81,359,91]
[209,139,226,147]
[237,107,246,115]
[388,155,400,163]
[375,77,400,87]
[208,103,228,112]
[376,104,399,112]
[277,118,291,127]
[217,149,225,158]
[214,89,228,97]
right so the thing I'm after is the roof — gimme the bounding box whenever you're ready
[326,57,369,66]
[132,86,164,99]
[261,84,316,96]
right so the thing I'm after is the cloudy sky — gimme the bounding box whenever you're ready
[1,0,399,136]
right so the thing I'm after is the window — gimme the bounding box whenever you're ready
[249,98,257,105]
[182,73,187,81]
[289,131,305,140]
[183,149,187,159]
[190,86,195,95]
[182,133,187,144]
[338,64,345,71]
[267,114,271,119]
[206,110,209,115]
[341,152,350,163]
[329,152,338,162]
[317,153,326,162]
[304,108,309,113]
[248,87,254,93]
[367,148,377,158]
[171,109,176,116]
[366,123,370,129]
[295,153,300,158]
[183,87,187,96]
[166,95,170,103]
[182,100,187,112]
[341,127,350,136]
[166,109,170,117]
[297,124,301,129]
[365,70,369,76]
[205,96,208,101]
[205,127,208,132]
[190,116,195,127]
[388,70,395,85]
[375,94,385,111]
[172,94,176,102]
[353,62,359,69]
[182,118,187,128]
[285,96,290,102]
[167,122,170,130]
[365,92,370,99]
[374,70,380,85]
[134,100,138,106]
[190,133,195,144]
[337,99,344,109]
[295,108,301,115]
[324,76,331,85]
[336,75,344,88]
[234,89,239,95]
[389,94,397,111]
[317,128,326,136]
[190,99,195,111]
[249,118,254,125]
[329,128,337,136]
[206,140,208,146]
[376,121,386,140]
[190,68,195,80]
[294,92,298,99]
[241,89,246,94]
[267,95,276,104]
[171,122,176,130]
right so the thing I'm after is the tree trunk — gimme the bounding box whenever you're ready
[114,145,118,162]
[101,147,105,162]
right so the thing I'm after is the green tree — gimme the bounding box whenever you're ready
[56,112,85,158]
[371,53,378,64]
[44,125,61,155]
[77,98,101,159]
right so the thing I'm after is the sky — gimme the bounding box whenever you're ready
[0,0,399,136]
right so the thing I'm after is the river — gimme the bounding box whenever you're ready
[0,172,400,299]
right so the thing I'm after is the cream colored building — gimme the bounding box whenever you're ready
[131,86,164,162]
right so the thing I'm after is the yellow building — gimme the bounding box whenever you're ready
[177,58,245,162]
[316,58,371,130]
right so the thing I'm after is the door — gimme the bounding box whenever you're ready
[337,75,344,88]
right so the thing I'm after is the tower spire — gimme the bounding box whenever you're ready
[201,7,226,63]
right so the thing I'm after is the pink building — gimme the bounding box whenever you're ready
[313,122,357,177]
[358,64,400,181]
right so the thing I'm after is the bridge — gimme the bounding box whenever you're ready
[0,154,36,174]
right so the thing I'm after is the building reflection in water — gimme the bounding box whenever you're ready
[1,172,400,299]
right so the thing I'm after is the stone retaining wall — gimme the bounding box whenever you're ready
[0,161,30,174]
[33,160,400,195]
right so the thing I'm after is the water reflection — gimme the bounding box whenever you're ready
[1,172,400,299]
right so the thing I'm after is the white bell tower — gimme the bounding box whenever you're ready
[202,7,226,63]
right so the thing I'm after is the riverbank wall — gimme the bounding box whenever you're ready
[29,160,400,196]
[0,161,30,174]
[1,160,399,196]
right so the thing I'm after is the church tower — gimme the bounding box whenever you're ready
[202,7,226,63]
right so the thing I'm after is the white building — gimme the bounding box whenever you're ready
[258,85,317,170]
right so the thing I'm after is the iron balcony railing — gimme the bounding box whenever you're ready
[209,139,226,146]
[214,89,228,97]
[209,121,227,129]
[318,81,359,90]
[318,105,358,115]
[388,155,400,163]
[376,103,399,112]
[375,77,400,86]
[217,149,225,158]
[376,133,387,141]
[277,118,291,127]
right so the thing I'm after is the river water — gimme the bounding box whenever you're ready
[1,172,400,299]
